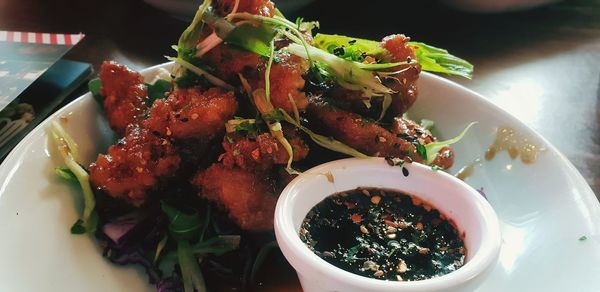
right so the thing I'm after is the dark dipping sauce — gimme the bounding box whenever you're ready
[299,187,465,282]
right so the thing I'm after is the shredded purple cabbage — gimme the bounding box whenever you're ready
[156,275,183,292]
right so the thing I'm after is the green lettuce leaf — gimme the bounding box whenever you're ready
[410,42,473,79]
[312,33,473,78]
[425,122,476,163]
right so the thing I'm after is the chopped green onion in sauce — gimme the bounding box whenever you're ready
[299,187,465,281]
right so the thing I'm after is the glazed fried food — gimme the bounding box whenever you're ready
[203,45,261,84]
[308,102,453,169]
[381,34,421,116]
[99,62,149,136]
[255,53,310,113]
[308,102,416,158]
[215,0,275,16]
[144,87,237,140]
[327,35,420,118]
[220,129,309,171]
[89,125,181,206]
[391,117,454,169]
[203,47,309,114]
[192,164,277,231]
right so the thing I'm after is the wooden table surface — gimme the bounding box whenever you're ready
[3,0,598,200]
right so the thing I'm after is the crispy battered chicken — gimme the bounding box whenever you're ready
[380,34,421,116]
[220,129,309,171]
[307,102,454,169]
[89,125,181,206]
[255,53,310,113]
[144,87,237,140]
[204,45,261,84]
[99,62,149,136]
[192,164,277,231]
[328,35,420,118]
[204,47,310,115]
[308,102,417,158]
[391,117,454,169]
[192,126,308,231]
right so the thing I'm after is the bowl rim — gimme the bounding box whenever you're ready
[274,157,501,291]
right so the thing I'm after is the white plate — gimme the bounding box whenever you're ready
[0,63,598,291]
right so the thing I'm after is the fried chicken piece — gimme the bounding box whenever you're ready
[380,34,421,116]
[220,129,309,171]
[255,53,310,114]
[215,0,275,17]
[192,164,277,231]
[319,35,420,118]
[203,44,262,85]
[89,125,181,206]
[144,87,237,140]
[391,117,455,169]
[391,117,435,144]
[308,102,417,159]
[204,46,310,115]
[308,102,454,169]
[99,62,149,136]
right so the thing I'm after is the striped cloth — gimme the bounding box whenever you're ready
[0,31,84,45]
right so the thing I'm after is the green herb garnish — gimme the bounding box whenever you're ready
[147,79,172,102]
[50,121,98,234]
[55,167,77,182]
[88,78,103,103]
[313,33,473,78]
[424,122,477,164]
[416,144,427,160]
[431,165,442,171]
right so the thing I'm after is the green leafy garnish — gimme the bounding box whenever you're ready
[264,109,285,123]
[224,23,276,57]
[147,79,172,102]
[226,118,259,135]
[193,235,240,256]
[424,122,477,164]
[50,121,98,234]
[55,167,77,182]
[154,235,169,263]
[431,165,442,172]
[250,241,278,285]
[579,235,588,241]
[312,33,473,78]
[420,119,435,131]
[265,37,277,102]
[410,42,473,79]
[178,0,212,51]
[88,78,102,101]
[313,33,387,62]
[161,202,207,292]
[416,144,427,160]
[174,69,212,89]
[285,43,393,97]
[161,202,204,242]
[178,240,207,292]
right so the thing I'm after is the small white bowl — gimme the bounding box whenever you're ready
[274,158,501,292]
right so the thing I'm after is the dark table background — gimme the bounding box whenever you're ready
[1,0,599,202]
